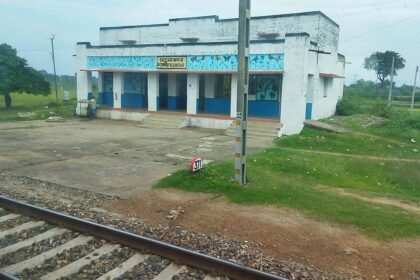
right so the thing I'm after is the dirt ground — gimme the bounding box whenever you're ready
[108,189,420,280]
[0,119,268,197]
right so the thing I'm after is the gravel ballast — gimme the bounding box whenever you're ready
[17,238,102,280]
[0,231,78,267]
[0,173,362,280]
[0,223,55,249]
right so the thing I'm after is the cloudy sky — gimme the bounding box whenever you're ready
[1,0,419,85]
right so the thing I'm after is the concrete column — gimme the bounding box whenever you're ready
[98,72,104,93]
[280,33,310,135]
[76,71,92,116]
[168,74,177,110]
[187,74,199,115]
[76,71,92,100]
[75,42,89,102]
[75,42,93,116]
[230,74,238,118]
[204,75,216,98]
[113,72,124,109]
[147,72,159,111]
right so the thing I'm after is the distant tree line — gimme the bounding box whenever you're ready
[0,42,101,109]
[0,43,50,109]
[344,79,419,101]
[38,71,98,92]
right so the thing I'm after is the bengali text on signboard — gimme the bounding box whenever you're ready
[157,56,187,69]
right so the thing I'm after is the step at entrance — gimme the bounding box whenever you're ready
[226,120,280,141]
[139,113,186,129]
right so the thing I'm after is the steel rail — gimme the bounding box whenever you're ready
[0,270,20,280]
[0,195,287,280]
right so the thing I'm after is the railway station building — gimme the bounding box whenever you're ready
[76,11,345,136]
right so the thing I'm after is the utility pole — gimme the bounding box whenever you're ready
[50,35,59,112]
[388,56,395,107]
[235,0,251,185]
[411,66,419,112]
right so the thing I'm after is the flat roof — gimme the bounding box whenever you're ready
[82,39,285,49]
[99,11,339,31]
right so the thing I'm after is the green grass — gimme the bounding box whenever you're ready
[0,91,77,122]
[277,127,420,159]
[324,114,420,146]
[156,118,420,240]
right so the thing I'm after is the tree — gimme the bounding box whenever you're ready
[364,51,405,87]
[0,43,50,109]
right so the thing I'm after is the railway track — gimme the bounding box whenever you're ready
[0,195,286,280]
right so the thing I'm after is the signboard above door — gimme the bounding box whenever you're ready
[157,56,187,69]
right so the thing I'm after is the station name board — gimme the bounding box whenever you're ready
[157,56,187,69]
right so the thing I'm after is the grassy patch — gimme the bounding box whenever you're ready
[157,156,420,240]
[0,91,77,122]
[277,128,420,159]
[324,114,420,146]
[157,116,420,240]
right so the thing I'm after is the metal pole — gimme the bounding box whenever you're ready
[388,56,395,107]
[235,0,251,185]
[50,35,59,112]
[411,66,419,112]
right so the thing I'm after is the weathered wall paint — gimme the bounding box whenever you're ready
[99,12,338,53]
[86,54,284,72]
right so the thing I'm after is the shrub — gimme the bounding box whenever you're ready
[336,96,362,116]
[369,101,393,119]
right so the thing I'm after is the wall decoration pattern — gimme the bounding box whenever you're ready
[87,54,284,71]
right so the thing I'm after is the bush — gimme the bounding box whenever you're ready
[385,109,420,130]
[369,101,393,118]
[394,95,420,103]
[336,96,362,116]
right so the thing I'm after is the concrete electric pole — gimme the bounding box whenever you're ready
[388,56,395,107]
[235,0,251,185]
[411,66,419,112]
[50,35,59,112]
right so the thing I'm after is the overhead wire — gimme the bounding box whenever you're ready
[340,12,420,44]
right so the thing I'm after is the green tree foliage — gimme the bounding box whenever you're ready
[0,43,50,109]
[364,51,405,87]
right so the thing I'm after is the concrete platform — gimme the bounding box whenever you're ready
[0,119,272,198]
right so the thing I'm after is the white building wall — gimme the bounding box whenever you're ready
[99,12,339,53]
[280,33,310,135]
[310,53,346,120]
[82,42,283,59]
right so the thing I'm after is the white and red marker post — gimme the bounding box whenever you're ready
[190,156,204,174]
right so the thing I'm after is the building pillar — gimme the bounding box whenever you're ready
[147,72,159,111]
[280,33,310,135]
[168,74,177,110]
[76,71,92,101]
[230,74,238,118]
[76,71,92,116]
[113,72,124,109]
[187,74,199,115]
